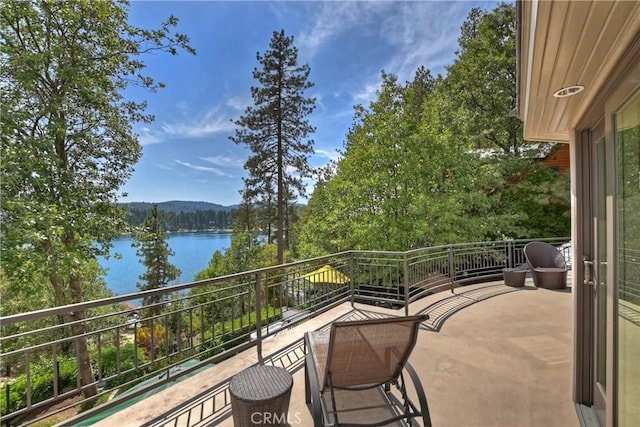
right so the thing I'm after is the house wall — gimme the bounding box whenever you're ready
[517,2,640,425]
[541,144,570,171]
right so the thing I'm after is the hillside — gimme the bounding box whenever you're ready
[126,200,237,213]
[124,201,237,231]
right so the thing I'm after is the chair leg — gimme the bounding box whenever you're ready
[405,361,432,427]
[305,352,323,426]
[305,362,311,404]
[328,374,340,426]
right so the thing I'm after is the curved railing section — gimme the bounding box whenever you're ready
[0,237,569,425]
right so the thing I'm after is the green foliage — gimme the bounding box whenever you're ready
[1,0,193,397]
[503,162,571,237]
[1,0,194,304]
[0,357,77,415]
[442,2,521,153]
[298,69,495,255]
[617,118,640,304]
[296,2,570,257]
[96,343,148,389]
[197,308,282,359]
[126,206,235,231]
[194,230,281,280]
[0,262,115,382]
[190,231,283,332]
[133,205,181,318]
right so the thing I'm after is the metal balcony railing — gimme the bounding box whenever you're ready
[0,237,569,425]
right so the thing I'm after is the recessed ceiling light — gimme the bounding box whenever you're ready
[553,85,585,98]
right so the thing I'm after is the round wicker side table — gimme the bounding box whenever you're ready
[503,268,526,287]
[229,365,293,427]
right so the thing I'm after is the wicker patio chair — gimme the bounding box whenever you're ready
[524,241,568,289]
[304,314,431,427]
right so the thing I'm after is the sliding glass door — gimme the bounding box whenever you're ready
[615,89,640,426]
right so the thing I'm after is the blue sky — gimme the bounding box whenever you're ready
[122,0,502,206]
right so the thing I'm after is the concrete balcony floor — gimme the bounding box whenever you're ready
[92,280,578,427]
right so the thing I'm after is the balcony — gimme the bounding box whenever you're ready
[0,238,575,426]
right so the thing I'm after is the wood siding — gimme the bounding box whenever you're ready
[541,144,570,171]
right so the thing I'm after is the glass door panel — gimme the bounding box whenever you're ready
[615,89,640,426]
[595,138,607,388]
[591,126,607,424]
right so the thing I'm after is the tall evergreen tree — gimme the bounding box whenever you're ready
[133,205,181,319]
[231,29,316,263]
[0,0,193,399]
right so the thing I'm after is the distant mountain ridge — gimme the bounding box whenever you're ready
[126,201,238,213]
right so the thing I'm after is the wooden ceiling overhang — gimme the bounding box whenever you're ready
[517,0,640,142]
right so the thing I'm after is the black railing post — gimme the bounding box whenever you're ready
[403,252,410,316]
[448,246,455,293]
[54,360,60,397]
[349,252,355,308]
[165,314,171,379]
[507,240,514,269]
[255,271,263,364]
[5,383,10,418]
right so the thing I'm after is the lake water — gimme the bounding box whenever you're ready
[99,232,232,296]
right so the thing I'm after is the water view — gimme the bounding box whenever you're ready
[99,231,232,296]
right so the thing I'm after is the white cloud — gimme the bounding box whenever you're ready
[201,155,245,168]
[293,1,480,106]
[378,1,471,81]
[156,163,174,171]
[226,96,249,111]
[284,165,299,176]
[353,81,382,103]
[175,160,229,177]
[161,106,236,138]
[296,1,387,59]
[137,127,163,146]
[136,103,239,145]
[314,148,341,162]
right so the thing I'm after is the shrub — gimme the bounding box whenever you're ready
[136,325,166,358]
[0,357,77,415]
[95,343,148,389]
[197,308,282,360]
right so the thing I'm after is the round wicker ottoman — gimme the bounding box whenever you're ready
[503,268,526,287]
[229,365,293,427]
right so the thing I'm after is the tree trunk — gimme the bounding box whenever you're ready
[51,274,98,400]
[67,311,98,400]
[276,97,285,264]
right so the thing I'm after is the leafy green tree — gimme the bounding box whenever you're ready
[246,179,277,243]
[0,0,193,399]
[299,70,481,254]
[231,29,316,264]
[96,343,148,388]
[194,250,228,282]
[190,230,281,332]
[501,161,571,238]
[133,205,181,319]
[442,2,521,153]
[297,2,570,258]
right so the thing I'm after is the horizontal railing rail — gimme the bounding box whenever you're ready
[0,238,570,425]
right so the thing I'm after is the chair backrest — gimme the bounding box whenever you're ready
[324,315,426,389]
[524,241,567,269]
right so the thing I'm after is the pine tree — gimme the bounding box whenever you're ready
[231,29,316,263]
[133,205,181,318]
